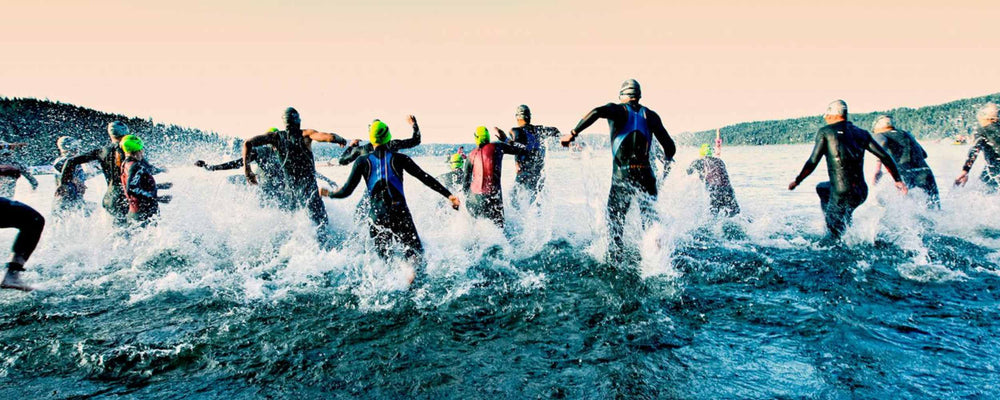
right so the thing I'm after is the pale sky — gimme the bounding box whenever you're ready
[1,0,998,143]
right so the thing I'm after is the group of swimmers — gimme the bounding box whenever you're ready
[2,79,999,291]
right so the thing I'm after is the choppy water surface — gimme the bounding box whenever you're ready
[1,143,998,399]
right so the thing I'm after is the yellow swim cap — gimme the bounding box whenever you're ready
[369,120,391,145]
[474,126,491,146]
[699,143,713,157]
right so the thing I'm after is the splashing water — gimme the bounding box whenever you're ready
[1,143,998,398]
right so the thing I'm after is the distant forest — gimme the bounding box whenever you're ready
[677,92,1000,146]
[0,97,233,165]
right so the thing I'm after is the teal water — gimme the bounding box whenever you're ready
[1,143,998,398]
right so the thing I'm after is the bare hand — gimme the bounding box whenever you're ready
[955,172,969,187]
[895,181,908,194]
[448,195,460,210]
[407,115,417,126]
[560,131,577,147]
[788,180,799,191]
[246,173,258,185]
[319,187,331,197]
[494,127,508,142]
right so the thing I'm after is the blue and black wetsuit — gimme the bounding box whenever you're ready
[507,124,559,204]
[794,121,902,239]
[961,122,1000,190]
[0,197,44,272]
[329,147,452,261]
[461,142,526,228]
[572,102,676,254]
[873,129,939,208]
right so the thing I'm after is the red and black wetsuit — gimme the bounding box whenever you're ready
[121,157,162,226]
[462,142,526,228]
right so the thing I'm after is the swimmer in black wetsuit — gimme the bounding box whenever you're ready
[196,129,290,208]
[870,115,940,209]
[321,119,459,283]
[241,107,347,246]
[60,122,166,228]
[462,126,527,228]
[120,135,172,227]
[687,144,740,217]
[501,104,561,206]
[788,100,907,241]
[0,197,44,291]
[52,136,98,217]
[0,142,39,198]
[955,103,1000,190]
[336,116,422,165]
[560,79,677,256]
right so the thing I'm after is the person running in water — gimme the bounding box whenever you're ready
[955,103,1000,190]
[870,115,940,208]
[320,119,459,282]
[52,136,99,216]
[560,79,676,256]
[0,142,39,198]
[196,128,290,208]
[336,115,422,166]
[241,107,347,246]
[0,196,44,291]
[120,135,172,227]
[687,144,740,217]
[501,104,560,206]
[788,100,907,241]
[462,126,527,228]
[60,121,152,227]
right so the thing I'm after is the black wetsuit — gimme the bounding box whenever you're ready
[52,155,95,216]
[330,147,452,261]
[461,142,526,228]
[62,144,130,226]
[337,125,421,165]
[0,197,45,271]
[873,129,939,207]
[0,163,38,198]
[961,122,1000,189]
[255,129,331,243]
[507,124,560,204]
[794,121,902,239]
[203,146,289,208]
[687,157,740,217]
[572,102,676,253]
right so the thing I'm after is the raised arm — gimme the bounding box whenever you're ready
[388,115,422,151]
[400,154,460,209]
[326,158,366,199]
[60,148,101,185]
[303,129,348,146]
[242,134,277,184]
[789,130,827,190]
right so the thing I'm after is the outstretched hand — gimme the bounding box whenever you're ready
[246,173,258,185]
[560,131,577,147]
[788,180,799,191]
[448,195,460,210]
[407,115,417,126]
[895,181,908,195]
[319,187,331,197]
[955,171,969,187]
[194,160,207,168]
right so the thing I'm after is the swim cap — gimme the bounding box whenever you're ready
[515,104,531,120]
[120,134,144,153]
[825,100,848,117]
[620,79,641,98]
[474,126,491,146]
[57,136,80,154]
[283,107,301,128]
[268,127,279,133]
[449,153,465,169]
[872,115,893,131]
[699,143,713,157]
[369,120,391,145]
[977,103,999,120]
[108,121,130,138]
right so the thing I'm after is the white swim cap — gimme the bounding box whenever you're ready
[872,115,893,131]
[825,100,848,117]
[977,103,999,120]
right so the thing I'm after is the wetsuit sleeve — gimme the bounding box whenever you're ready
[649,111,676,162]
[497,142,528,156]
[328,158,366,199]
[538,126,561,138]
[400,155,452,198]
[866,137,903,182]
[388,124,422,151]
[462,159,472,193]
[794,129,827,183]
[60,149,101,185]
[571,103,617,134]
[19,165,38,188]
[206,158,245,171]
[338,145,363,165]
[962,137,985,172]
[686,159,702,175]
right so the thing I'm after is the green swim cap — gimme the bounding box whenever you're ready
[474,126,491,146]
[699,143,713,157]
[449,153,465,169]
[120,135,144,153]
[268,127,279,133]
[369,120,391,145]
